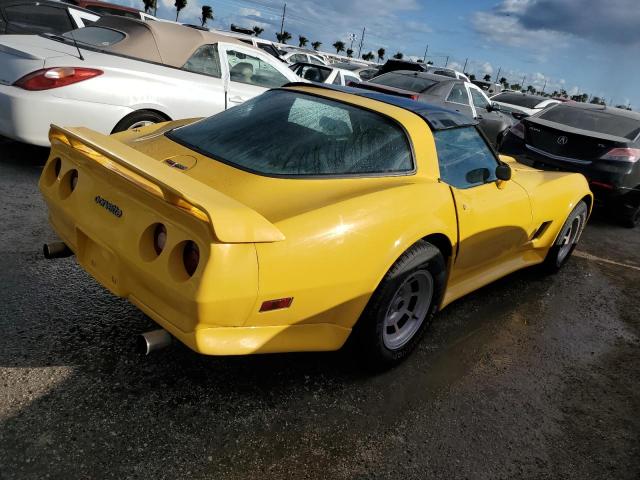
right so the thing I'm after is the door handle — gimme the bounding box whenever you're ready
[476,115,484,120]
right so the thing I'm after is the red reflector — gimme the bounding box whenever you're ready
[14,67,103,91]
[409,94,419,100]
[259,297,294,312]
[589,180,614,190]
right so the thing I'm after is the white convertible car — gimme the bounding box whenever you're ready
[0,16,299,146]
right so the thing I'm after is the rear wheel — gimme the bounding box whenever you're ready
[543,201,588,272]
[112,110,168,133]
[619,192,640,228]
[353,241,446,368]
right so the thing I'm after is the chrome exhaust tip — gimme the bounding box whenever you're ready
[136,329,172,355]
[43,242,73,259]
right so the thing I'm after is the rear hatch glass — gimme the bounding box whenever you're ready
[539,105,640,140]
[369,73,437,93]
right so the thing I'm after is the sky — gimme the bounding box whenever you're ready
[113,0,640,109]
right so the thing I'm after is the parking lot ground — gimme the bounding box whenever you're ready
[0,136,639,480]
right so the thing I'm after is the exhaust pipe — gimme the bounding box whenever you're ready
[43,242,73,259]
[136,329,172,355]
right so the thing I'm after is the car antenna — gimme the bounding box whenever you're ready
[68,30,84,61]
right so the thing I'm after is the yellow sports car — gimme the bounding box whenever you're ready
[39,84,592,366]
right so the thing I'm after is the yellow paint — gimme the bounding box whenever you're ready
[39,86,592,355]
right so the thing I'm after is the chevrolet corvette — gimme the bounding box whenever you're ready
[39,84,593,366]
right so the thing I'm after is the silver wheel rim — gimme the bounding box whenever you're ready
[128,120,154,130]
[557,212,585,263]
[382,271,434,350]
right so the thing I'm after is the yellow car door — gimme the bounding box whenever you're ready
[433,126,534,303]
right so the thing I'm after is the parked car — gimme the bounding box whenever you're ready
[471,80,502,95]
[0,16,299,146]
[425,66,469,81]
[215,30,285,62]
[290,62,360,86]
[0,0,99,34]
[500,103,640,227]
[62,0,154,21]
[359,71,514,146]
[378,58,427,75]
[281,50,327,66]
[332,62,380,81]
[39,83,591,366]
[491,92,560,119]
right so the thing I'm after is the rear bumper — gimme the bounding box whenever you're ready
[133,295,350,355]
[0,83,131,146]
[501,133,640,198]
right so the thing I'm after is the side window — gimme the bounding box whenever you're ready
[0,13,6,33]
[359,69,378,80]
[290,54,306,63]
[332,72,342,85]
[227,49,289,88]
[469,87,490,110]
[182,44,221,77]
[434,127,498,189]
[446,84,469,105]
[5,4,73,34]
[344,74,360,85]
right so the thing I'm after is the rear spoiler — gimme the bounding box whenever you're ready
[49,125,285,244]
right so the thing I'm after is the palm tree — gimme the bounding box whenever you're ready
[332,41,345,54]
[499,76,508,86]
[252,26,264,37]
[346,48,353,58]
[142,0,155,14]
[200,5,213,27]
[377,48,385,63]
[426,60,433,65]
[526,85,535,94]
[276,31,292,44]
[311,41,322,51]
[511,83,521,91]
[298,36,308,48]
[469,74,476,81]
[392,52,403,59]
[174,0,187,21]
[483,74,492,82]
[362,52,375,61]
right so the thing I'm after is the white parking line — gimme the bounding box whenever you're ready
[574,250,640,272]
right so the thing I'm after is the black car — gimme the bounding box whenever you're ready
[377,59,427,76]
[357,70,514,147]
[0,0,98,34]
[500,103,640,227]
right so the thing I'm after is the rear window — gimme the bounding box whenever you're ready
[62,26,125,47]
[370,73,437,93]
[539,105,640,140]
[492,93,546,109]
[85,6,139,18]
[167,90,413,177]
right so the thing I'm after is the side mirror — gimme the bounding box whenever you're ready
[496,163,512,181]
[487,102,501,112]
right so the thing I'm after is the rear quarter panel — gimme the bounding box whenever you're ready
[250,181,458,330]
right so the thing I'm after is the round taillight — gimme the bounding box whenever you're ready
[53,158,61,177]
[69,170,78,191]
[183,241,199,277]
[153,224,167,255]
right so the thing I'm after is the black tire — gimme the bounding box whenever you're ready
[619,192,640,228]
[352,241,446,369]
[542,201,588,273]
[111,110,168,133]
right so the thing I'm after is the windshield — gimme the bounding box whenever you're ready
[492,93,546,109]
[61,26,125,47]
[167,90,414,177]
[539,105,640,140]
[369,73,437,93]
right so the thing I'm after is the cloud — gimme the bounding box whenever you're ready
[473,0,640,50]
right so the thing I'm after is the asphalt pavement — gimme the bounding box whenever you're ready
[0,136,638,480]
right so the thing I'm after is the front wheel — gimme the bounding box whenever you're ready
[353,241,446,368]
[542,200,588,273]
